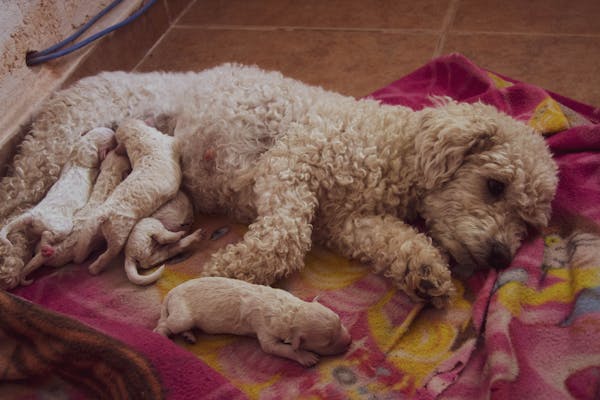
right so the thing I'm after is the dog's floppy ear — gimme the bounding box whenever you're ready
[414,102,498,190]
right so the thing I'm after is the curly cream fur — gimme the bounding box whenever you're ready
[124,191,203,286]
[0,127,115,246]
[0,64,558,307]
[0,127,116,285]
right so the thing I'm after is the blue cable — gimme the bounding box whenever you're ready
[31,0,123,58]
[26,0,157,66]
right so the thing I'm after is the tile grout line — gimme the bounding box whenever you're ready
[172,23,440,35]
[170,23,600,39]
[433,0,460,58]
[448,29,600,38]
[133,0,199,71]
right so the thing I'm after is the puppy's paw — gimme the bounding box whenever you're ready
[188,228,206,243]
[182,330,197,344]
[88,263,102,275]
[20,276,33,286]
[41,245,55,258]
[295,350,319,367]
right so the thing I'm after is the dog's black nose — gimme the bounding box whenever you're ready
[487,242,512,270]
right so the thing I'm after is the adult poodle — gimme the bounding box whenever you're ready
[0,64,558,307]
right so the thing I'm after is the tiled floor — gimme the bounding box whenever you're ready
[72,0,600,106]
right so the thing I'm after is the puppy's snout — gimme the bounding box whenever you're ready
[487,241,512,270]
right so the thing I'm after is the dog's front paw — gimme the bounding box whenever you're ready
[411,262,455,308]
[295,350,319,367]
[387,239,455,308]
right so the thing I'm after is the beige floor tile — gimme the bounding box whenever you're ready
[179,0,450,30]
[442,33,600,106]
[453,0,600,34]
[137,28,438,97]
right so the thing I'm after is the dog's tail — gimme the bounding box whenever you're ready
[124,255,165,286]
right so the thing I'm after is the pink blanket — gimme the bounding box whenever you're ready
[1,54,599,399]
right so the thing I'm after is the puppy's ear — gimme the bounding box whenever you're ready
[415,102,498,190]
[291,328,304,351]
[312,295,321,303]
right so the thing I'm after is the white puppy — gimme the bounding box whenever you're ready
[75,119,182,275]
[0,127,116,250]
[19,150,131,283]
[124,191,204,286]
[154,277,352,367]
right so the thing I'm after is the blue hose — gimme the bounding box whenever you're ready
[26,0,157,66]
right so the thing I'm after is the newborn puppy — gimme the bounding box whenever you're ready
[154,277,352,367]
[124,191,204,286]
[75,119,182,275]
[19,150,131,284]
[0,127,116,249]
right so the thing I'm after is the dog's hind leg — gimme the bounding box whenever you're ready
[324,213,455,308]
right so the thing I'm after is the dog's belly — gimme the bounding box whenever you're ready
[179,146,261,222]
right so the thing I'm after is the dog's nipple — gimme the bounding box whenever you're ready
[204,148,216,161]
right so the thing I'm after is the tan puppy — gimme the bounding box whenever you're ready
[0,127,116,250]
[124,191,204,286]
[75,119,182,275]
[154,277,352,367]
[20,150,131,284]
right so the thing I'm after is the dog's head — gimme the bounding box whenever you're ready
[414,100,558,275]
[289,299,351,356]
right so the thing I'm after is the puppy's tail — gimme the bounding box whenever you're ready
[0,214,32,247]
[124,256,165,286]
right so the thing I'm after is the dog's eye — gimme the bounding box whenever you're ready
[487,178,505,197]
